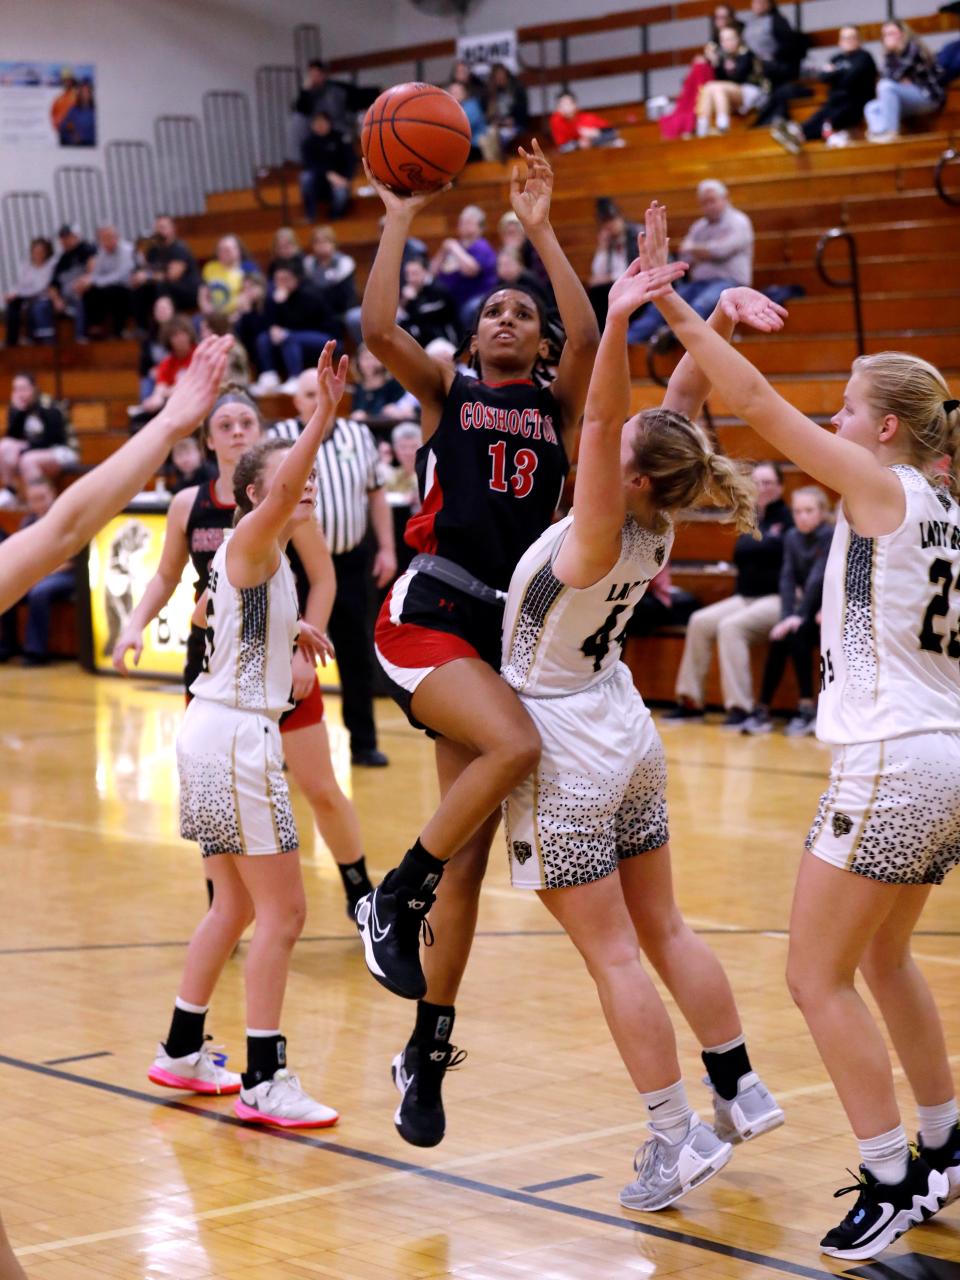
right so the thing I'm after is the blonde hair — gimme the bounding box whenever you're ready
[630,409,757,535]
[232,438,292,521]
[853,352,960,499]
[791,484,833,517]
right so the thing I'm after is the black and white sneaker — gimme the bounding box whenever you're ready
[820,1154,948,1260]
[919,1122,960,1203]
[391,1041,467,1147]
[355,874,436,1000]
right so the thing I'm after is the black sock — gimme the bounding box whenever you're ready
[242,1033,287,1090]
[338,856,372,904]
[702,1040,753,1101]
[410,1001,455,1048]
[164,1004,207,1059]
[391,838,445,896]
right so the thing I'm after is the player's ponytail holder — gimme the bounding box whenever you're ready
[944,399,960,415]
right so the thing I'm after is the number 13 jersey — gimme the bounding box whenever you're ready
[817,465,960,745]
[502,513,673,697]
[404,374,569,592]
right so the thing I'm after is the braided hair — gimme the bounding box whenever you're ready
[453,285,563,388]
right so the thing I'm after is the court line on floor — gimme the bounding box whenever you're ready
[0,1052,838,1280]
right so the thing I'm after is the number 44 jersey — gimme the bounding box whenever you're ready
[817,465,960,745]
[501,513,672,697]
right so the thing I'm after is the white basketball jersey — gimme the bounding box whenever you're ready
[817,465,960,745]
[502,513,673,697]
[189,541,300,718]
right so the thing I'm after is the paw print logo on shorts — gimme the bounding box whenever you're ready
[513,840,533,865]
[832,812,854,838]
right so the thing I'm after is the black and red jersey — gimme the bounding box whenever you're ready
[186,480,235,601]
[404,373,568,592]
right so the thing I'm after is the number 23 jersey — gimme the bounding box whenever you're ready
[403,374,569,592]
[817,465,960,745]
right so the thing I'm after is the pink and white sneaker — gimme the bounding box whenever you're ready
[234,1069,339,1129]
[147,1041,242,1095]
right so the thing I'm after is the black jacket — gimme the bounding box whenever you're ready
[264,279,339,335]
[398,280,460,347]
[52,240,95,290]
[779,522,833,621]
[734,497,793,597]
[821,47,877,109]
[300,130,355,180]
[7,396,69,449]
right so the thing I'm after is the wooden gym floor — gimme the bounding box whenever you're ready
[2,665,960,1280]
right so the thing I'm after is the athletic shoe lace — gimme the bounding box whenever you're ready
[831,1168,872,1224]
[632,1130,669,1180]
[415,1045,467,1106]
[396,899,435,951]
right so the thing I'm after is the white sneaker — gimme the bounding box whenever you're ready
[234,1069,339,1129]
[620,1113,733,1211]
[279,377,301,395]
[867,130,898,144]
[148,1041,241,1095]
[707,1071,785,1144]
[250,370,281,396]
[825,130,850,148]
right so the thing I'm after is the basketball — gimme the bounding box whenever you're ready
[361,83,472,194]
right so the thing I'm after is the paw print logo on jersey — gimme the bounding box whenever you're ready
[513,840,533,865]
[832,812,854,838]
[654,545,665,567]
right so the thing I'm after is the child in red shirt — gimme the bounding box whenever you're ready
[549,91,625,152]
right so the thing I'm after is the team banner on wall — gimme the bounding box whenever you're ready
[456,30,519,75]
[0,61,97,147]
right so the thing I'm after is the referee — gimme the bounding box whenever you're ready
[270,367,396,766]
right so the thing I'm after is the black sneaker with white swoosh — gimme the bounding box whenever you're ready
[820,1152,948,1260]
[919,1121,960,1203]
[391,1041,467,1147]
[354,872,436,1000]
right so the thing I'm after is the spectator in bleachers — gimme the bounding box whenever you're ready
[303,225,358,326]
[267,226,304,281]
[349,345,412,424]
[495,247,544,299]
[0,373,78,508]
[486,62,530,157]
[130,215,199,331]
[628,179,753,347]
[232,271,269,373]
[299,111,355,221]
[199,312,251,385]
[431,204,498,327]
[770,26,877,151]
[549,91,624,151]
[345,218,427,344]
[49,223,96,324]
[498,209,552,300]
[695,26,768,136]
[741,485,833,736]
[198,234,248,317]
[864,19,946,142]
[287,60,352,160]
[587,197,640,327]
[449,58,488,104]
[742,0,808,105]
[250,262,340,395]
[165,431,214,495]
[73,224,136,339]
[137,295,176,402]
[384,422,422,575]
[128,316,197,424]
[0,476,76,664]
[447,81,494,161]
[397,258,460,347]
[660,5,743,140]
[58,80,96,147]
[4,237,56,347]
[664,461,792,727]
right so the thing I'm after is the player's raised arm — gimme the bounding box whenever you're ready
[0,334,232,613]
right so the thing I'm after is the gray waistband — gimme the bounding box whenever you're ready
[408,554,506,606]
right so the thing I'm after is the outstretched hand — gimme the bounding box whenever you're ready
[637,200,671,272]
[509,139,553,231]
[160,335,234,437]
[361,158,447,219]
[718,287,789,333]
[313,341,350,419]
[607,258,688,322]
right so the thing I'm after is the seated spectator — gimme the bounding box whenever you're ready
[267,226,304,281]
[0,476,76,664]
[743,0,808,105]
[130,214,199,331]
[300,111,354,220]
[349,345,410,424]
[660,5,742,140]
[199,312,251,385]
[628,180,753,346]
[303,225,357,323]
[73,224,136,339]
[345,219,427,344]
[233,271,268,373]
[495,247,543,298]
[251,263,339,395]
[165,432,214,495]
[549,91,624,152]
[137,295,177,402]
[498,210,551,300]
[425,335,476,382]
[486,62,529,157]
[397,258,460,347]
[587,198,641,328]
[385,422,423,574]
[771,26,877,152]
[198,235,248,316]
[431,205,498,327]
[287,59,351,161]
[864,19,946,142]
[128,317,197,423]
[664,461,792,727]
[741,486,833,736]
[447,81,495,161]
[0,373,79,508]
[4,238,56,347]
[696,26,767,136]
[449,58,488,104]
[49,223,96,324]
[58,80,95,146]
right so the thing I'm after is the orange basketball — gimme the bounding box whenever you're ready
[362,83,472,194]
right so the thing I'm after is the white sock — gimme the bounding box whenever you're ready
[643,1079,694,1144]
[696,115,710,138]
[246,1027,282,1037]
[858,1124,910,1185]
[702,1033,745,1055]
[716,111,730,131]
[174,996,208,1015]
[918,1099,959,1150]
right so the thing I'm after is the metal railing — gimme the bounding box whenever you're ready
[1,190,55,295]
[203,90,257,192]
[155,115,207,216]
[934,148,960,207]
[106,140,161,240]
[54,166,109,236]
[256,65,299,169]
[815,228,865,357]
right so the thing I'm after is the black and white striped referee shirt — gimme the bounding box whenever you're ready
[269,416,383,555]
